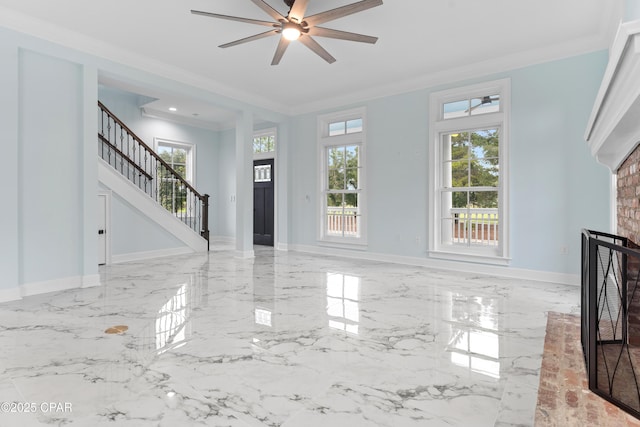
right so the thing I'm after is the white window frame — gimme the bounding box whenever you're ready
[253,127,279,248]
[318,107,367,247]
[253,128,276,159]
[154,138,196,185]
[428,78,510,265]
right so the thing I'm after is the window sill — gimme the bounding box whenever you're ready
[428,249,511,266]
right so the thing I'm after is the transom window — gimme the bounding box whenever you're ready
[318,107,367,246]
[329,118,363,136]
[429,79,510,264]
[253,130,275,154]
[443,95,500,119]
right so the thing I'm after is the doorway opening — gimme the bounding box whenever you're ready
[253,159,274,246]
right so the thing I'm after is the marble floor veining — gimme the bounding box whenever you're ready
[0,247,581,426]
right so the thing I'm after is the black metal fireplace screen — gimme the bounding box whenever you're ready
[581,229,640,418]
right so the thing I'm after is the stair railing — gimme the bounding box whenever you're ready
[98,101,209,248]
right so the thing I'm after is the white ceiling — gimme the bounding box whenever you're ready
[0,0,624,127]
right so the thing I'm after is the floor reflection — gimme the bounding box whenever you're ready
[446,293,501,378]
[326,272,360,335]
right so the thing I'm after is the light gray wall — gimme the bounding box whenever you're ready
[0,23,615,299]
[508,52,611,273]
[287,50,611,275]
[0,25,284,300]
[19,50,84,283]
[0,44,99,291]
[110,191,185,254]
[0,33,21,293]
[625,0,640,21]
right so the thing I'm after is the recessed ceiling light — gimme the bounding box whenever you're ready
[169,107,177,112]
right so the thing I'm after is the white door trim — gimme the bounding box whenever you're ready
[98,191,112,265]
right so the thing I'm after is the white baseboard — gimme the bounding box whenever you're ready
[82,274,101,288]
[21,275,81,298]
[210,235,235,244]
[111,246,194,264]
[276,242,289,251]
[288,244,580,286]
[0,287,22,303]
[235,249,255,259]
[0,273,103,303]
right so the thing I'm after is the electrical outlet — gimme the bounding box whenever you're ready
[560,246,569,255]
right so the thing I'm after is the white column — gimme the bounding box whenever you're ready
[0,38,21,301]
[82,65,100,287]
[235,110,254,258]
[276,120,289,250]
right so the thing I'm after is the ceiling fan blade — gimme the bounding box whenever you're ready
[299,35,336,64]
[250,0,286,22]
[220,29,280,48]
[307,27,378,44]
[191,10,276,27]
[304,0,383,27]
[271,37,291,65]
[288,0,309,23]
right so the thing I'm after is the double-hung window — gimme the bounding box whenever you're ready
[155,138,195,215]
[318,108,367,246]
[429,79,510,264]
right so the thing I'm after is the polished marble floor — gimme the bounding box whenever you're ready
[0,246,581,426]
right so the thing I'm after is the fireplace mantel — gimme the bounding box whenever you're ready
[585,20,640,171]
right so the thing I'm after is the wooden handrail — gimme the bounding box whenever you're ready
[98,101,205,200]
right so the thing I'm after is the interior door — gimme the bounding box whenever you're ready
[253,159,274,246]
[97,194,107,265]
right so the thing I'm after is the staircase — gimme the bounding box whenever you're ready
[97,101,210,251]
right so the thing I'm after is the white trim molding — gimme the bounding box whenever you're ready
[585,20,640,171]
[0,273,102,303]
[111,246,194,264]
[0,287,22,303]
[82,274,101,289]
[428,78,511,264]
[317,107,368,247]
[289,244,579,287]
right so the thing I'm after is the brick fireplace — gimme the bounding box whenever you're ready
[618,149,640,246]
[582,19,640,418]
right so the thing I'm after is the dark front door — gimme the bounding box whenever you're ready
[254,159,274,246]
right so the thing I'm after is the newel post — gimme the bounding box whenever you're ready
[202,194,210,251]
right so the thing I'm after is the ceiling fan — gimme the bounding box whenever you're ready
[191,0,383,65]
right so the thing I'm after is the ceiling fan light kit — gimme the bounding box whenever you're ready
[191,0,383,65]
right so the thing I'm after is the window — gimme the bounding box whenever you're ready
[253,129,276,155]
[155,138,195,214]
[318,108,367,245]
[429,79,510,264]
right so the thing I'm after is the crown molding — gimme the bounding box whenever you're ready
[585,20,640,171]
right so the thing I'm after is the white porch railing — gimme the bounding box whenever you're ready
[450,208,498,246]
[327,207,359,237]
